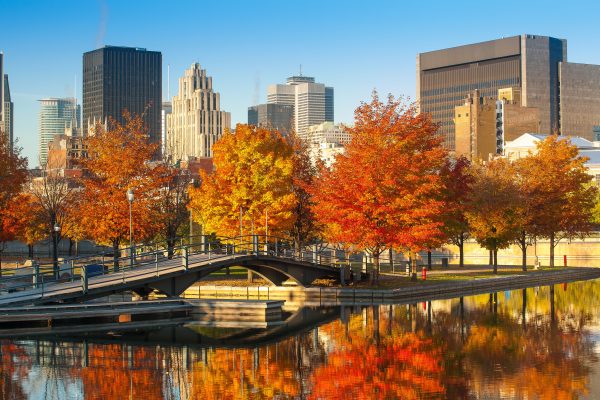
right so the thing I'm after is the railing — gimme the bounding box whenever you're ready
[0,235,350,301]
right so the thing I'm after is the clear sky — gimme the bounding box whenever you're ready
[2,0,600,166]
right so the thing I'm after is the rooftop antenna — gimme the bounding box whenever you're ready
[299,64,302,76]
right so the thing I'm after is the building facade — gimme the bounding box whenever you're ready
[454,89,540,160]
[247,103,293,134]
[38,98,80,167]
[559,62,600,140]
[306,121,351,144]
[82,46,162,148]
[0,52,13,148]
[166,63,231,160]
[417,35,566,149]
[267,75,334,140]
[161,101,172,156]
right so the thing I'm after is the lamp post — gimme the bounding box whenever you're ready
[127,189,134,266]
[53,223,61,279]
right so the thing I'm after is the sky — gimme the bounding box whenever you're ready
[2,0,600,166]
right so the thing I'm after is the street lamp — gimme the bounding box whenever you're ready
[53,223,61,279]
[127,189,134,266]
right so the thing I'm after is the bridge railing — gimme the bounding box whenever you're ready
[0,235,349,299]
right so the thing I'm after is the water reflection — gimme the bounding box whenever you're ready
[2,280,600,399]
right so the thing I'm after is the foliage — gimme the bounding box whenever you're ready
[189,124,295,238]
[311,92,447,280]
[79,113,165,266]
[465,158,523,272]
[0,133,28,248]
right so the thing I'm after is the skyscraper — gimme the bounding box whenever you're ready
[38,98,80,167]
[247,103,293,135]
[417,35,567,148]
[0,52,13,148]
[161,101,172,157]
[166,63,230,160]
[267,75,334,140]
[82,46,162,149]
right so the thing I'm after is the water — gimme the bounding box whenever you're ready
[2,279,600,399]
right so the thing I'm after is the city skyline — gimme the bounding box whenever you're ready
[2,0,600,164]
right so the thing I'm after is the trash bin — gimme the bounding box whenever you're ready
[441,258,449,268]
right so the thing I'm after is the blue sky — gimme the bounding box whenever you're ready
[2,0,600,166]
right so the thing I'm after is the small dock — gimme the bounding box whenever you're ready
[0,299,192,335]
[187,299,285,327]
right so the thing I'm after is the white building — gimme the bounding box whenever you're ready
[309,142,345,168]
[306,121,351,145]
[161,101,171,157]
[166,63,231,160]
[267,75,333,140]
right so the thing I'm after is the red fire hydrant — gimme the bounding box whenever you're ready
[422,267,427,280]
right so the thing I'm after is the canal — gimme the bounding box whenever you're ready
[2,279,600,399]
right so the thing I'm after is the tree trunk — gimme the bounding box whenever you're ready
[372,254,380,284]
[520,231,527,272]
[28,244,34,258]
[68,238,74,257]
[549,232,555,267]
[112,240,120,272]
[493,249,498,274]
[167,239,175,260]
[388,247,394,273]
[489,250,493,266]
[458,233,464,268]
[410,251,417,281]
[427,250,432,270]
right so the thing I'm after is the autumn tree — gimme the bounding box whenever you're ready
[515,135,596,267]
[189,124,295,239]
[440,156,473,268]
[312,93,447,282]
[154,162,191,258]
[0,132,28,271]
[287,132,322,251]
[80,113,165,270]
[2,193,46,260]
[465,158,523,273]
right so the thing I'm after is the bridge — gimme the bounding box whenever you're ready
[0,235,349,306]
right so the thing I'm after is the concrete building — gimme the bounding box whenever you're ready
[309,142,345,168]
[454,89,540,160]
[166,63,230,160]
[161,101,172,156]
[306,122,351,145]
[418,34,567,149]
[38,98,80,167]
[267,75,334,139]
[46,129,87,175]
[0,52,13,148]
[559,62,600,140]
[504,132,595,160]
[83,46,162,150]
[247,103,293,135]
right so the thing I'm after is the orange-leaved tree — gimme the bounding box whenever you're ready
[515,135,596,267]
[2,193,46,260]
[440,156,473,268]
[80,113,165,270]
[0,132,28,271]
[312,92,447,282]
[465,158,523,273]
[189,124,295,240]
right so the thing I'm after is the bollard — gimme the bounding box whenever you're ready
[405,262,410,276]
[81,266,88,294]
[422,267,427,280]
[182,248,189,270]
[563,255,567,267]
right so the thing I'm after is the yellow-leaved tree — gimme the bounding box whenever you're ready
[189,124,295,240]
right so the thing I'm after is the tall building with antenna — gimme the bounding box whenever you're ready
[0,52,14,148]
[266,72,334,140]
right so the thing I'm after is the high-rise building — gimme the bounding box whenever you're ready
[559,62,600,140]
[454,89,540,160]
[161,101,172,156]
[3,74,13,148]
[39,98,80,167]
[82,46,162,149]
[166,63,231,160]
[267,75,334,139]
[247,103,293,134]
[417,35,567,148]
[0,52,13,148]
